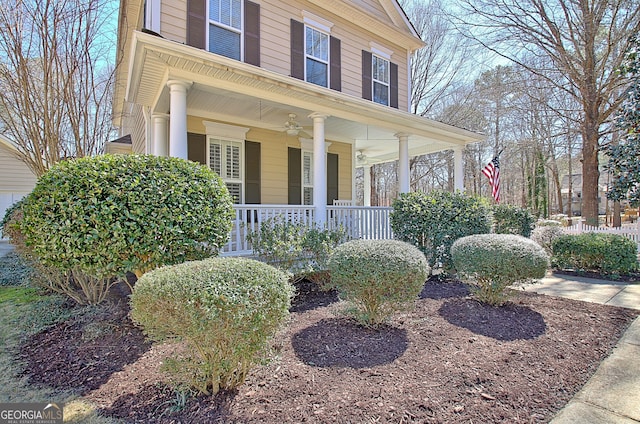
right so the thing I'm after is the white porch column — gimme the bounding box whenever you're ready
[166,80,192,159]
[310,112,329,226]
[363,164,372,206]
[396,133,410,194]
[453,146,464,192]
[151,113,169,157]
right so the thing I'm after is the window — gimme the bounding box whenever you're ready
[209,0,242,60]
[305,26,329,87]
[372,55,389,106]
[209,139,244,203]
[302,151,313,205]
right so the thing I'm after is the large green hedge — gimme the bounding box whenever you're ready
[552,233,638,275]
[390,191,492,271]
[20,154,234,279]
[130,257,293,395]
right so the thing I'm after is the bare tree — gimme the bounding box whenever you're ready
[400,0,478,117]
[0,0,117,177]
[453,0,640,225]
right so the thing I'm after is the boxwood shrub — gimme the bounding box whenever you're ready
[20,154,234,279]
[552,233,638,275]
[390,191,491,272]
[531,225,565,255]
[492,204,536,237]
[452,234,549,305]
[130,257,293,395]
[247,216,349,287]
[328,239,429,326]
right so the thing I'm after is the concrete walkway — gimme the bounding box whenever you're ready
[526,273,640,424]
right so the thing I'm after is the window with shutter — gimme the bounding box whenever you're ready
[209,139,244,203]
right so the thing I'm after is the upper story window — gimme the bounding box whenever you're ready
[305,26,329,87]
[372,55,389,106]
[291,12,341,91]
[362,43,398,109]
[209,0,243,60]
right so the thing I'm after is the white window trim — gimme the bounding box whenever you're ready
[369,42,393,60]
[145,0,161,33]
[302,150,313,205]
[304,25,330,87]
[302,11,333,33]
[204,121,249,204]
[372,54,390,106]
[207,0,244,60]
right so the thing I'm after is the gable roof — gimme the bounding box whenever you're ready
[309,0,424,51]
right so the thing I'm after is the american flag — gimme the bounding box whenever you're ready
[482,155,500,202]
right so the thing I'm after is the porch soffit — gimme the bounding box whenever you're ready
[126,32,483,163]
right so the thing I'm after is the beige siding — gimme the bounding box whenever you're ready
[126,104,148,154]
[161,0,186,43]
[0,144,37,192]
[160,0,411,110]
[0,143,38,226]
[258,0,411,110]
[187,116,352,204]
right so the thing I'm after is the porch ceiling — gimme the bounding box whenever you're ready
[126,31,483,165]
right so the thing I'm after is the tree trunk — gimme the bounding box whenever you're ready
[581,122,600,226]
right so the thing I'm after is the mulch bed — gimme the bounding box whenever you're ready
[18,278,639,423]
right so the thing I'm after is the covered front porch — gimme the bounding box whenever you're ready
[118,31,483,250]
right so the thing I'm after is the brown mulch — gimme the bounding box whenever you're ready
[18,278,639,423]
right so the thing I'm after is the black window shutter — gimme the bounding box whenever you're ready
[330,36,341,91]
[245,140,261,204]
[290,20,304,80]
[362,50,372,101]
[327,153,339,205]
[187,0,206,49]
[244,0,260,66]
[288,147,302,204]
[390,62,399,109]
[187,132,206,165]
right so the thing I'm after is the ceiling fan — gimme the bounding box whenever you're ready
[284,113,311,138]
[356,150,368,165]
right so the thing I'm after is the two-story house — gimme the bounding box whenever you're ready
[111,0,482,253]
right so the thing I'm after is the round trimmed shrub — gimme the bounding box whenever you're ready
[552,233,638,275]
[328,239,430,326]
[391,191,491,272]
[531,225,565,255]
[492,204,536,237]
[20,154,234,279]
[452,234,549,305]
[130,257,293,395]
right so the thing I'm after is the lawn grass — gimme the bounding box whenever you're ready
[0,254,116,423]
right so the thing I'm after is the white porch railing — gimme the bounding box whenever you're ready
[327,206,394,240]
[564,220,640,252]
[221,205,394,256]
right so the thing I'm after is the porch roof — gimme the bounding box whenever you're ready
[123,31,483,165]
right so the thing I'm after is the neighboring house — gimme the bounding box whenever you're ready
[113,0,483,253]
[0,137,37,234]
[561,173,612,216]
